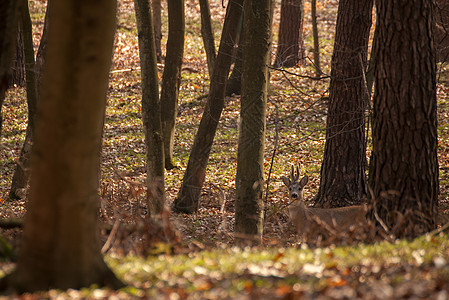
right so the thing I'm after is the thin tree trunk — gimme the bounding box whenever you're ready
[369,0,438,237]
[1,0,123,292]
[274,0,304,67]
[173,0,243,213]
[435,0,449,62]
[311,0,321,77]
[135,0,165,215]
[9,0,39,200]
[226,15,244,96]
[35,6,49,89]
[0,0,20,136]
[314,0,373,208]
[235,0,272,245]
[199,0,216,76]
[152,0,162,62]
[160,0,185,170]
[10,31,25,87]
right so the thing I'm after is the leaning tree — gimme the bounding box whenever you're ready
[173,0,243,213]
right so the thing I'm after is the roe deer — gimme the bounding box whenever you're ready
[281,164,366,236]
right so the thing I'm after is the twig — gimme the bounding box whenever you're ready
[428,221,449,236]
[359,53,372,152]
[110,67,140,74]
[101,220,120,254]
[368,188,395,242]
[269,65,330,80]
[265,104,279,204]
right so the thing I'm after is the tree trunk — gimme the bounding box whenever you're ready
[369,0,438,237]
[311,0,321,77]
[435,0,449,62]
[173,0,243,213]
[160,0,185,170]
[152,0,162,62]
[199,0,216,76]
[9,0,39,200]
[0,0,20,136]
[226,16,243,96]
[1,0,123,292]
[314,0,373,208]
[35,6,49,89]
[134,0,165,215]
[10,30,25,87]
[274,0,304,68]
[235,0,272,245]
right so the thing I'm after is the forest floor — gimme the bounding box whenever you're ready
[0,0,449,298]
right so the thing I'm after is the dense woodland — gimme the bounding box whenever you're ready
[0,0,448,297]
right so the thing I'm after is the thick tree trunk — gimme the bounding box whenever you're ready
[160,0,185,170]
[274,0,304,68]
[134,0,165,215]
[314,0,373,208]
[173,0,243,213]
[152,0,162,62]
[235,0,272,245]
[2,0,123,292]
[199,0,216,76]
[0,0,20,135]
[369,0,438,237]
[9,0,39,200]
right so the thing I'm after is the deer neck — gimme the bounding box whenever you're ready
[288,198,309,230]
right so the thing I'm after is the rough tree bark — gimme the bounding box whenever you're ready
[10,30,25,87]
[134,0,165,214]
[314,0,373,208]
[1,0,123,292]
[152,0,162,62]
[9,0,39,200]
[199,0,216,76]
[235,0,272,245]
[369,0,438,237]
[0,0,20,135]
[160,0,185,170]
[173,0,243,213]
[274,0,304,67]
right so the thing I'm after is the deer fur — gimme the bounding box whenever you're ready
[281,164,366,236]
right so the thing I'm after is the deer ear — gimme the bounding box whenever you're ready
[299,175,309,187]
[281,176,290,186]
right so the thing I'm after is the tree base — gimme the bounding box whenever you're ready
[0,266,125,295]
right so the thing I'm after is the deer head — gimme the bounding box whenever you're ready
[281,164,309,201]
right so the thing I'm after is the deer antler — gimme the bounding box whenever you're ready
[290,163,300,182]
